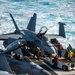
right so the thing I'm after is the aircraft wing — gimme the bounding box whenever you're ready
[0,32,36,41]
[0,33,22,40]
[45,34,65,40]
[46,22,66,40]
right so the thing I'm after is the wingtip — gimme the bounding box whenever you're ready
[9,13,12,17]
[9,13,21,34]
[33,13,37,17]
[58,22,66,25]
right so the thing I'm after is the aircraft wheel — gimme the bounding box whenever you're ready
[62,65,68,71]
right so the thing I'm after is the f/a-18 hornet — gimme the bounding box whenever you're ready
[0,13,66,54]
[0,39,50,75]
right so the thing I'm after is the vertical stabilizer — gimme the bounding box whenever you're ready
[59,22,66,38]
[27,13,37,32]
[0,54,12,73]
[10,13,21,34]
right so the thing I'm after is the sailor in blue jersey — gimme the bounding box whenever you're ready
[58,47,62,57]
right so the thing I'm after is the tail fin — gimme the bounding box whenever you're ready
[9,13,21,34]
[0,54,12,73]
[59,22,66,38]
[27,13,37,32]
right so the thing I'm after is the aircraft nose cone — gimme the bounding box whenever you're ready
[44,46,56,54]
[50,46,56,53]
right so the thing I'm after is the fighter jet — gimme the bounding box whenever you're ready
[2,39,51,75]
[0,13,66,54]
[0,39,27,75]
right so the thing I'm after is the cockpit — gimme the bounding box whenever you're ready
[37,26,48,40]
[4,39,26,53]
[38,26,48,35]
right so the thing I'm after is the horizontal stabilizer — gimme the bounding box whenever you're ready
[27,13,37,32]
[10,13,21,34]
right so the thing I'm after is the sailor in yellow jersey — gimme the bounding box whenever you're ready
[68,51,74,61]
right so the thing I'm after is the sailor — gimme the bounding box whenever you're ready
[10,51,15,58]
[58,43,63,49]
[14,53,21,60]
[64,50,68,59]
[67,44,73,51]
[58,47,62,57]
[34,47,40,59]
[68,51,74,61]
[53,55,58,68]
[65,47,72,59]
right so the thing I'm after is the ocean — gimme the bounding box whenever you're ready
[0,0,75,49]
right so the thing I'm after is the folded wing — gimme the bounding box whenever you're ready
[46,22,66,40]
